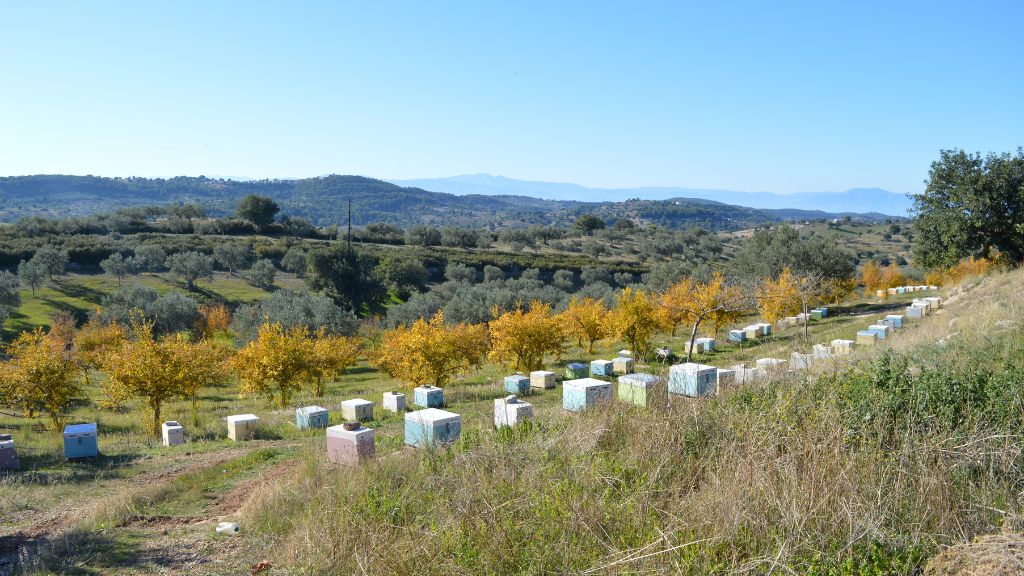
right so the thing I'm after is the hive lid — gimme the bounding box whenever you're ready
[0,434,12,441]
[297,405,328,414]
[163,421,182,428]
[226,414,259,423]
[406,407,460,423]
[386,391,405,396]
[341,398,373,406]
[63,423,97,436]
[564,377,611,389]
[670,362,716,373]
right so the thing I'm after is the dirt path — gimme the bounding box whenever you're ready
[0,441,300,573]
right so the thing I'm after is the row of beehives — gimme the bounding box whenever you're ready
[855,296,941,346]
[727,307,831,345]
[876,285,938,298]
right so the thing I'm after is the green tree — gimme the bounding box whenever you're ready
[374,252,428,298]
[246,258,277,289]
[100,253,136,286]
[912,148,1024,269]
[281,246,308,277]
[727,225,856,283]
[31,246,69,280]
[236,195,280,229]
[133,245,167,271]
[306,244,385,314]
[213,243,251,274]
[18,259,46,296]
[574,214,606,235]
[166,251,214,290]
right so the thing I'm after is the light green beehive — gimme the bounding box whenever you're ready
[617,373,663,408]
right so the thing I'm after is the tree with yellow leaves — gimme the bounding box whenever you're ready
[860,260,885,296]
[232,322,311,408]
[609,287,663,357]
[880,262,905,292]
[662,273,748,362]
[74,314,127,390]
[0,327,81,429]
[489,302,566,371]
[559,296,608,353]
[101,320,230,435]
[197,303,232,339]
[755,267,802,325]
[372,311,489,388]
[306,330,361,397]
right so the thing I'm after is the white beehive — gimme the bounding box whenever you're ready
[227,414,259,441]
[383,391,406,413]
[493,395,534,427]
[530,370,557,389]
[341,398,374,421]
[161,421,184,447]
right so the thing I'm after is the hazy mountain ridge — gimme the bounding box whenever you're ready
[389,174,914,216]
[0,174,897,231]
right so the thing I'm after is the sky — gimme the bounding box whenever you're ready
[0,1,1021,195]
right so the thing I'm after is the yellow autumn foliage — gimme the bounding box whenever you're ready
[489,301,566,371]
[373,311,489,389]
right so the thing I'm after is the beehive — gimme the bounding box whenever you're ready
[743,325,759,339]
[924,296,942,309]
[341,399,374,421]
[404,408,461,447]
[383,391,407,413]
[867,324,891,339]
[756,358,788,371]
[905,306,924,319]
[715,368,735,392]
[63,423,98,459]
[796,313,811,324]
[296,405,329,429]
[590,360,614,378]
[504,375,531,395]
[227,414,259,441]
[912,299,932,312]
[876,289,886,298]
[0,434,20,470]
[668,362,717,397]
[563,377,612,412]
[755,323,773,336]
[810,309,823,321]
[831,339,855,354]
[564,363,588,380]
[783,316,798,327]
[617,372,663,408]
[413,385,445,407]
[694,337,716,352]
[728,329,747,343]
[612,356,634,375]
[161,421,185,447]
[888,287,898,296]
[856,331,878,345]
[494,395,534,427]
[884,314,904,329]
[529,370,557,389]
[812,344,833,358]
[790,352,813,370]
[618,349,633,357]
[326,422,374,465]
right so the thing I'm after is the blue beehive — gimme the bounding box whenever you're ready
[867,324,891,339]
[884,314,904,329]
[63,423,98,459]
[694,337,716,353]
[296,405,329,429]
[504,375,530,395]
[819,307,829,318]
[590,359,614,377]
[562,378,612,412]
[728,329,746,343]
[413,385,445,408]
[404,408,461,448]
[668,363,717,397]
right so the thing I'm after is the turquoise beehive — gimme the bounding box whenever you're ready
[413,385,444,408]
[504,375,530,395]
[563,378,612,412]
[404,408,461,448]
[668,363,717,397]
[63,423,98,460]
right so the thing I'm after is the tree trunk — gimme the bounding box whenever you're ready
[315,376,324,398]
[686,322,700,363]
[151,401,162,437]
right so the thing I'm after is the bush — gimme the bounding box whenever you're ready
[231,289,358,342]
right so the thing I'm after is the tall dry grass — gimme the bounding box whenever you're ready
[236,270,1024,574]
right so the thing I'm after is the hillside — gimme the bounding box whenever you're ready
[0,175,896,231]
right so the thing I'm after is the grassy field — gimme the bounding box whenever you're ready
[2,270,307,336]
[2,277,991,574]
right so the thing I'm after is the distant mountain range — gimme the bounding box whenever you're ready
[0,174,902,232]
[390,174,914,217]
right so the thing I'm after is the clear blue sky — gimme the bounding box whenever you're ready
[1,1,1020,195]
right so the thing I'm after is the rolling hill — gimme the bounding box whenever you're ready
[0,174,898,231]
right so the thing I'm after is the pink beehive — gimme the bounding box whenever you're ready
[326,422,375,465]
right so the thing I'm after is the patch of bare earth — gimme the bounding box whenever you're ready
[924,532,1024,576]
